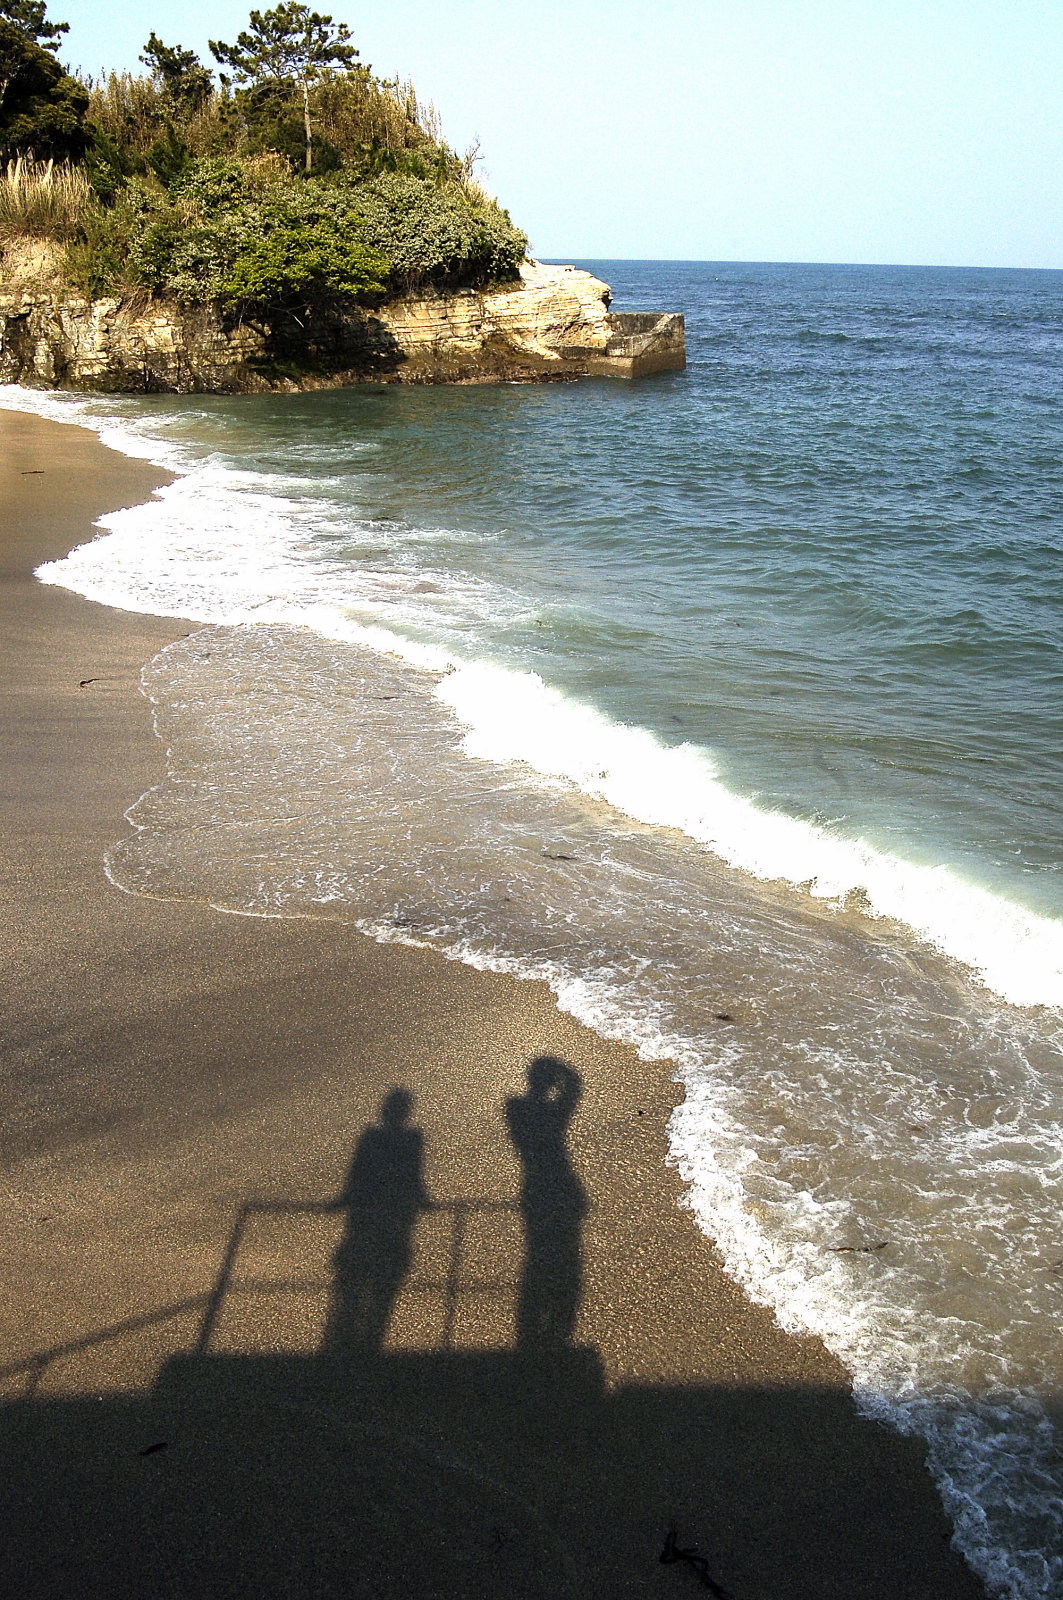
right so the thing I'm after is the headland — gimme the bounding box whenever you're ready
[0,28,682,395]
[0,261,685,391]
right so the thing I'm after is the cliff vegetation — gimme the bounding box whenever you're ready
[0,0,529,323]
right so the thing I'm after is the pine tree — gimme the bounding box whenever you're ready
[0,0,86,162]
[0,0,67,52]
[140,33,213,119]
[210,5,358,173]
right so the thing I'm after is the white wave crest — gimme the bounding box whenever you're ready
[5,383,1062,1009]
[435,660,1063,1009]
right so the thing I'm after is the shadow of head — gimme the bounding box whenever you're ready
[526,1055,582,1105]
[379,1085,414,1126]
[506,1056,584,1173]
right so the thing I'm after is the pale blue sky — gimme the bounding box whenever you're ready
[55,0,1062,267]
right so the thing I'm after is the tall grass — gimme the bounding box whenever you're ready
[85,72,166,152]
[312,72,437,164]
[0,157,93,240]
[85,71,229,160]
[83,67,457,177]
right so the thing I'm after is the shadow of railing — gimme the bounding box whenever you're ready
[0,1192,529,1399]
[0,1209,986,1598]
[197,1196,524,1356]
[0,1292,214,1401]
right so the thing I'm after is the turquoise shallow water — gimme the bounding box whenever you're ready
[93,257,1063,915]
[7,259,1063,1597]
[309,257,1063,916]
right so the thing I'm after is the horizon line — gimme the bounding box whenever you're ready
[540,256,1063,274]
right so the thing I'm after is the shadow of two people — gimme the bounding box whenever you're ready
[325,1056,584,1356]
[0,1053,986,1600]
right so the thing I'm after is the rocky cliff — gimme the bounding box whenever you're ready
[0,261,684,393]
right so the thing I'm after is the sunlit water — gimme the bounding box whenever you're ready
[6,259,1063,1597]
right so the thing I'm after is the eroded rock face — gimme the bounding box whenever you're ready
[0,262,683,392]
[380,262,615,371]
[0,294,266,391]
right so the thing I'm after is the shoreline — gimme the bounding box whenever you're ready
[0,406,984,1596]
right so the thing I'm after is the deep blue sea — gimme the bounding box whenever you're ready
[7,259,1063,1597]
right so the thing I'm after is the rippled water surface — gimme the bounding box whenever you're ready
[6,259,1063,1597]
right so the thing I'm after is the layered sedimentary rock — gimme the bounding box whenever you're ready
[0,261,684,393]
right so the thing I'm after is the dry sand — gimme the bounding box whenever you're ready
[0,407,985,1598]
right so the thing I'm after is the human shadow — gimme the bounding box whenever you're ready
[505,1056,587,1353]
[321,1087,431,1356]
[0,1055,988,1599]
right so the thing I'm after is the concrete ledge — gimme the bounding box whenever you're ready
[563,312,686,378]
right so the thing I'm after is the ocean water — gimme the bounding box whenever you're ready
[6,259,1063,1597]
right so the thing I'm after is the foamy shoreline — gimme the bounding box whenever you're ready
[0,401,987,1598]
[3,383,1061,1011]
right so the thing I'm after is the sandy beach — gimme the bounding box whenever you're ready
[0,406,985,1598]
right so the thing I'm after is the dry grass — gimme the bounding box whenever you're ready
[87,66,463,177]
[313,71,443,163]
[240,151,292,190]
[85,72,166,152]
[458,170,495,208]
[85,71,228,159]
[0,158,93,241]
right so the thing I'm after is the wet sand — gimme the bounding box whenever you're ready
[0,406,985,1598]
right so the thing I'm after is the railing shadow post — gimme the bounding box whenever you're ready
[0,1192,558,1389]
[440,1201,467,1352]
[195,1202,252,1356]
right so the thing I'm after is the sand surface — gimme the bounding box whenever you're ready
[0,407,984,1598]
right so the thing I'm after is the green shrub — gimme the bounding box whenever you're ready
[109,156,524,312]
[85,128,145,205]
[64,214,127,296]
[218,216,388,308]
[62,172,165,294]
[124,158,389,313]
[343,173,526,291]
[145,124,194,189]
[173,153,250,210]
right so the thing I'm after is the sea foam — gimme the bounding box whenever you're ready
[5,383,1061,1010]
